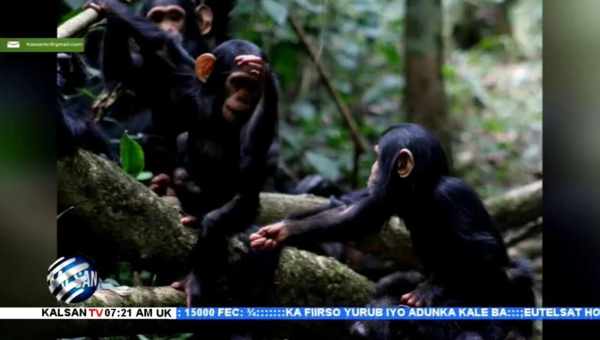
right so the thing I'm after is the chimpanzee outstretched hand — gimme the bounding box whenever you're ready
[249,222,289,251]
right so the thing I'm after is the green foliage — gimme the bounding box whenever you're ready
[261,0,288,25]
[120,133,151,181]
[305,151,341,181]
[230,0,541,195]
[63,0,542,196]
[231,0,410,190]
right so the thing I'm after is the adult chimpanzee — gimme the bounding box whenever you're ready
[85,0,235,174]
[250,124,534,339]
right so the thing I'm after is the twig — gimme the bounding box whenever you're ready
[288,14,369,154]
[58,8,100,38]
[505,217,543,248]
[57,0,138,38]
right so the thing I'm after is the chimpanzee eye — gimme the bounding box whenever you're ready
[230,77,246,89]
[168,10,184,21]
[149,11,165,23]
[230,76,256,90]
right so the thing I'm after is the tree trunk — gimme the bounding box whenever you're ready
[405,0,451,160]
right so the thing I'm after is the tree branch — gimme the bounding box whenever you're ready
[58,8,100,38]
[57,0,139,38]
[486,180,543,231]
[288,14,369,154]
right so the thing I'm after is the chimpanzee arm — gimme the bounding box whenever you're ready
[94,0,194,66]
[57,103,115,160]
[93,0,200,127]
[200,71,280,236]
[286,204,341,221]
[285,189,369,221]
[283,197,389,246]
[102,13,138,89]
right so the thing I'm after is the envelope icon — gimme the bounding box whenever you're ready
[7,41,20,48]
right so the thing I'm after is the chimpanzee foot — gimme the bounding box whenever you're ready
[181,215,199,227]
[400,281,443,307]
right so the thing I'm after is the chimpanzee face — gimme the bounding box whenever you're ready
[367,143,415,193]
[367,145,381,190]
[146,5,186,40]
[221,67,262,124]
[145,1,214,42]
[195,50,265,125]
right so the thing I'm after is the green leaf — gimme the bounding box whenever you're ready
[136,171,153,182]
[261,0,288,25]
[120,133,145,177]
[294,0,324,13]
[305,152,341,181]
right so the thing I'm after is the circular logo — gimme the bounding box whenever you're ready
[47,256,98,304]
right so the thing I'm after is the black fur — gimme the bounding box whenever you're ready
[90,0,235,173]
[57,54,113,160]
[281,124,534,339]
[171,39,279,305]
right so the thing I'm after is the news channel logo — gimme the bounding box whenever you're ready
[47,256,98,304]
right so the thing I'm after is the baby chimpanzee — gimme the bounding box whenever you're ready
[251,123,534,340]
[159,39,279,308]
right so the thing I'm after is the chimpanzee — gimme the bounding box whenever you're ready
[250,124,534,339]
[141,0,235,56]
[56,105,114,160]
[57,53,114,160]
[162,39,279,306]
[84,0,235,174]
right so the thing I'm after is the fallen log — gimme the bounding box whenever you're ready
[57,150,541,337]
[59,151,543,272]
[486,180,543,231]
[80,246,373,308]
[59,150,374,304]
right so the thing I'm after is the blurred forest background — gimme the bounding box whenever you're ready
[60,0,542,199]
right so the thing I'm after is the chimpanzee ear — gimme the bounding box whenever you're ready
[396,148,415,178]
[195,53,216,82]
[195,5,213,35]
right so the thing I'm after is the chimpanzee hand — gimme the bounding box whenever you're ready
[160,167,201,228]
[149,173,176,197]
[249,221,289,251]
[84,0,126,15]
[170,272,202,308]
[148,173,184,212]
[400,279,444,307]
[234,55,266,81]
